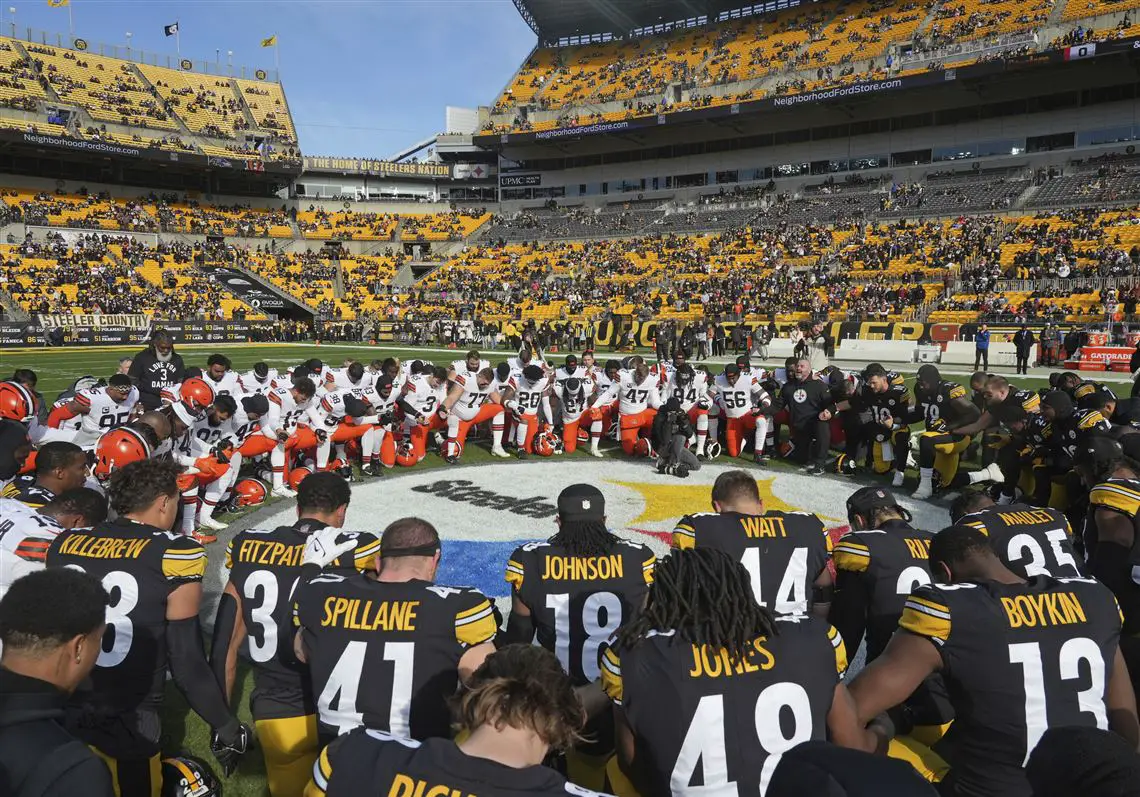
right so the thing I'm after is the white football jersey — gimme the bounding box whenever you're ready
[203,370,243,399]
[239,368,282,396]
[266,387,312,435]
[402,376,445,417]
[508,374,551,417]
[713,373,771,419]
[0,498,65,600]
[73,385,138,441]
[664,371,710,412]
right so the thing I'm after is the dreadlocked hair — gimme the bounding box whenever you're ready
[616,548,778,661]
[547,519,619,558]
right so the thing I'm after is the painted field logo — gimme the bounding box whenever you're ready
[411,479,558,519]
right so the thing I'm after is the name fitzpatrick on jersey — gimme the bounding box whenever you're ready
[689,641,776,678]
[542,554,624,581]
[321,598,420,631]
[1002,592,1087,629]
[411,479,558,519]
[235,539,304,567]
[56,534,150,560]
[386,774,475,797]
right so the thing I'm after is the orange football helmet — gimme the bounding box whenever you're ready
[533,430,556,457]
[94,426,153,481]
[395,440,419,467]
[633,437,655,458]
[288,465,314,490]
[234,478,268,507]
[0,381,37,424]
[179,378,216,412]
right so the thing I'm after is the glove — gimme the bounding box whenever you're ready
[315,428,328,443]
[697,398,710,410]
[212,444,231,464]
[302,527,359,568]
[210,720,252,777]
[378,411,394,426]
[750,406,763,417]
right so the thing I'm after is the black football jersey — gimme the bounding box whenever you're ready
[225,520,382,718]
[899,576,1122,797]
[311,728,608,797]
[857,372,912,427]
[294,573,498,740]
[2,482,55,509]
[1086,478,1140,633]
[505,538,654,685]
[600,616,846,796]
[1048,409,1112,460]
[831,519,934,660]
[959,505,1083,579]
[673,510,830,615]
[46,518,207,716]
[916,380,970,433]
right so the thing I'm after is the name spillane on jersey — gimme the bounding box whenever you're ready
[599,616,846,797]
[959,505,1083,579]
[224,522,381,718]
[310,729,607,797]
[293,574,498,740]
[899,576,1122,797]
[46,518,207,714]
[505,538,655,685]
[832,519,935,660]
[673,511,830,615]
[1086,478,1140,632]
[917,380,969,432]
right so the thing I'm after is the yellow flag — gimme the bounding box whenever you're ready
[47,0,69,7]
[261,35,277,47]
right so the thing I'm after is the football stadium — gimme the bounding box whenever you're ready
[3,0,1140,794]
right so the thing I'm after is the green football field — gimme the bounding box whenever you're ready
[0,342,1094,795]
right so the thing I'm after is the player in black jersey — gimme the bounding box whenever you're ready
[909,365,987,500]
[599,547,873,797]
[0,441,87,506]
[307,645,610,797]
[293,516,498,745]
[672,469,832,617]
[848,524,1139,797]
[210,473,381,797]
[953,375,1043,503]
[502,484,655,790]
[830,487,953,747]
[45,460,249,797]
[951,492,1084,579]
[850,364,913,482]
[1038,390,1112,509]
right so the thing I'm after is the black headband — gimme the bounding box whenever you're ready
[380,542,441,559]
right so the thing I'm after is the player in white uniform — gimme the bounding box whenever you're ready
[586,359,623,457]
[502,365,553,458]
[663,364,712,456]
[360,375,400,475]
[593,356,662,456]
[323,361,375,398]
[556,376,591,454]
[305,387,372,473]
[439,367,508,462]
[203,353,244,398]
[238,362,282,396]
[449,350,491,383]
[263,376,318,497]
[507,346,547,379]
[397,365,448,464]
[176,394,241,537]
[712,363,773,462]
[43,375,139,449]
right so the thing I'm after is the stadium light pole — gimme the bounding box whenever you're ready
[8,8,15,39]
[125,31,132,59]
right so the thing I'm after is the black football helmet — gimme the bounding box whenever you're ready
[162,755,221,797]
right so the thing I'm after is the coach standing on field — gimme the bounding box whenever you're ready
[776,357,834,475]
[128,329,186,409]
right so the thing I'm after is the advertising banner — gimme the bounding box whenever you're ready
[0,320,278,348]
[203,267,309,314]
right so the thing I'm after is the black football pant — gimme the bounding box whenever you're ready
[792,419,830,467]
[996,445,1022,500]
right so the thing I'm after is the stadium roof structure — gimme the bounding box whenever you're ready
[512,0,793,44]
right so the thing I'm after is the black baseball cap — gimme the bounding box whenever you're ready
[241,394,269,416]
[725,363,740,377]
[846,486,901,517]
[558,484,605,522]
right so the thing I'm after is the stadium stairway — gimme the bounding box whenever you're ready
[127,63,194,139]
[0,285,29,320]
[1047,0,1074,25]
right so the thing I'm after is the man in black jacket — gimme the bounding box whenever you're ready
[0,568,114,797]
[777,357,835,475]
[128,329,186,410]
[1013,325,1035,375]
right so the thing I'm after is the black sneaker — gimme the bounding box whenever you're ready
[805,463,825,476]
[675,464,691,478]
[445,455,459,465]
[517,450,528,460]
[754,453,771,465]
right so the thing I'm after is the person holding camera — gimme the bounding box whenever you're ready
[652,397,702,477]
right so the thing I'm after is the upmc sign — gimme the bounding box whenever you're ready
[499,174,541,188]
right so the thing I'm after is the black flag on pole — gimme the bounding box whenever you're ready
[164,22,179,36]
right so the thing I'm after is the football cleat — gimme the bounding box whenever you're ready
[191,531,217,545]
[892,470,906,488]
[911,481,934,500]
[588,447,604,458]
[490,445,510,459]
[198,515,228,532]
[271,484,297,498]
